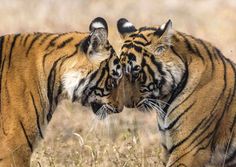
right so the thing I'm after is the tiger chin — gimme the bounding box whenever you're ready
[0,17,123,167]
[117,18,236,167]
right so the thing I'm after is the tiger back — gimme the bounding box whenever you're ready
[0,17,123,167]
[117,18,236,167]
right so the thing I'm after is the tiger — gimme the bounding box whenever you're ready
[117,18,236,167]
[0,17,123,167]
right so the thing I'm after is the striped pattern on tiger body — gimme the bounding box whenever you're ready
[117,18,236,167]
[0,17,123,167]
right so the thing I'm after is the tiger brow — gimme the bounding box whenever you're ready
[129,33,149,42]
[133,40,151,46]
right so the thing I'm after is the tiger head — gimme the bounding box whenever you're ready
[72,17,123,118]
[117,18,185,112]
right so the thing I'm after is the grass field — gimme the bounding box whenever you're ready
[0,0,235,166]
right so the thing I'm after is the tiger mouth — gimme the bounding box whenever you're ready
[90,102,118,119]
[136,98,159,112]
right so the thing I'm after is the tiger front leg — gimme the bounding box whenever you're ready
[0,144,31,167]
[166,149,213,167]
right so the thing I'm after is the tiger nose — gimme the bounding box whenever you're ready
[122,63,141,82]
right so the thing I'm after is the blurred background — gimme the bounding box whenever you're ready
[0,0,235,166]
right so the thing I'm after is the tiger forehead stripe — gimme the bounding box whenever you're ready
[129,33,149,42]
[121,42,144,53]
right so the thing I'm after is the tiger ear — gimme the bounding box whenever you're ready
[155,19,173,45]
[117,18,137,39]
[88,17,108,53]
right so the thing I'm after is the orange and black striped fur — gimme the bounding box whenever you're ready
[0,17,123,167]
[117,18,236,167]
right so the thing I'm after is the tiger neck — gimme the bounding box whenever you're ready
[159,32,236,156]
[41,46,88,122]
[163,31,236,117]
[165,31,224,112]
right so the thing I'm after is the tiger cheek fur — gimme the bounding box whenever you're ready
[0,17,122,167]
[118,18,236,167]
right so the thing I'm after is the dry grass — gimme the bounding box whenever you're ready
[31,101,160,167]
[0,0,235,166]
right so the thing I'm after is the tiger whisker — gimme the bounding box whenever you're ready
[148,98,170,106]
[148,100,166,118]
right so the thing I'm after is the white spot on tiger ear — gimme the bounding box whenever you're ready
[123,22,134,28]
[160,23,166,30]
[62,71,84,99]
[91,22,105,29]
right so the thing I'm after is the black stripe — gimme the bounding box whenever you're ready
[23,34,31,46]
[43,36,77,69]
[172,34,180,42]
[42,49,55,70]
[124,40,132,44]
[127,53,136,62]
[193,130,215,155]
[57,42,81,72]
[47,56,66,122]
[178,33,195,53]
[134,41,146,46]
[228,61,236,131]
[132,33,149,42]
[164,58,188,112]
[36,84,46,123]
[141,58,156,84]
[26,34,42,57]
[198,39,215,72]
[189,114,217,148]
[138,27,157,32]
[137,34,149,42]
[81,71,98,106]
[0,36,4,114]
[39,34,54,45]
[121,43,132,49]
[164,102,195,130]
[72,79,85,102]
[8,34,20,68]
[93,66,107,87]
[193,43,205,62]
[19,121,33,152]
[30,92,44,139]
[169,48,230,165]
[195,92,232,156]
[57,37,74,49]
[150,55,166,75]
[208,48,229,152]
[47,45,80,122]
[170,46,185,63]
[55,82,63,104]
[19,35,25,45]
[168,122,214,166]
[0,36,4,68]
[133,45,142,53]
[45,34,65,50]
[168,69,176,90]
[80,35,90,53]
[168,117,206,154]
[178,32,205,62]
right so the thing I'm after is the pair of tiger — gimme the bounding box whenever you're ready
[0,17,235,167]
